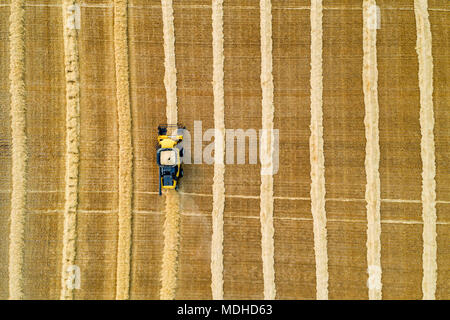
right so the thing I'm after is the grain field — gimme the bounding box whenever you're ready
[0,0,448,300]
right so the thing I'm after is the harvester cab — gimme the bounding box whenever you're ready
[156,124,185,195]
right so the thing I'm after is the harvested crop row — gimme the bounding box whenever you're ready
[259,0,276,300]
[162,0,177,125]
[362,0,382,300]
[160,0,180,300]
[309,0,328,300]
[60,0,81,301]
[414,0,437,300]
[113,0,134,300]
[160,190,180,299]
[8,0,26,300]
[210,0,225,300]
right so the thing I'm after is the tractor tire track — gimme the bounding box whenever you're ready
[363,0,382,300]
[309,0,329,300]
[210,0,225,300]
[8,0,26,300]
[114,0,133,300]
[60,0,81,300]
[414,0,437,300]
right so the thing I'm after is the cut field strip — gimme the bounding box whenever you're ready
[23,208,450,226]
[160,0,181,300]
[259,0,276,300]
[309,0,329,300]
[162,0,177,125]
[363,0,382,300]
[8,0,27,300]
[414,0,437,300]
[114,0,134,300]
[0,3,449,12]
[160,189,181,299]
[60,0,81,300]
[210,0,225,300]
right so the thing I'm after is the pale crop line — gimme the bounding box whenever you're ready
[8,0,27,301]
[259,0,276,300]
[113,0,134,300]
[210,0,225,300]
[363,0,382,300]
[0,3,448,12]
[133,210,163,215]
[309,0,328,300]
[60,0,81,301]
[160,0,181,300]
[26,208,450,225]
[414,0,437,300]
[382,198,421,204]
[0,3,112,8]
[134,191,450,204]
[162,0,177,126]
[160,190,181,300]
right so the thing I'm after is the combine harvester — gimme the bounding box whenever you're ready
[156,124,185,195]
